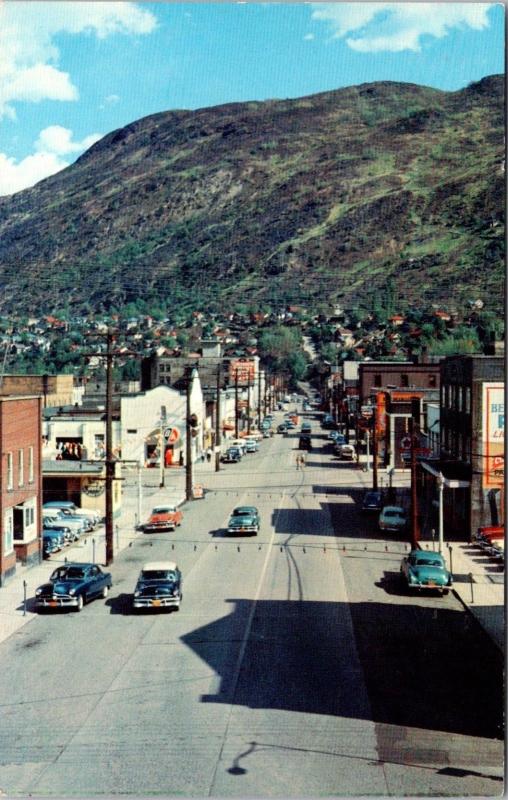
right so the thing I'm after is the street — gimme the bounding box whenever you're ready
[0,410,503,797]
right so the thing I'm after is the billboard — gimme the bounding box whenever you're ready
[229,358,256,385]
[483,383,504,487]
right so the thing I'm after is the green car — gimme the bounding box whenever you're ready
[227,506,260,536]
[400,550,453,595]
[379,505,408,534]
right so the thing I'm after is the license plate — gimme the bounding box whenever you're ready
[151,599,161,606]
[49,601,58,607]
[428,581,436,587]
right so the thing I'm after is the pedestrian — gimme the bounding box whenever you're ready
[296,455,301,470]
[206,447,212,463]
[300,453,306,469]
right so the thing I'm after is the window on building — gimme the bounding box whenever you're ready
[4,509,13,554]
[18,449,24,487]
[400,374,409,387]
[428,374,437,388]
[6,452,13,490]
[374,374,382,387]
[13,499,36,543]
[28,447,34,483]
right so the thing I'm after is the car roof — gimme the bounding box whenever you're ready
[233,506,257,513]
[142,561,178,571]
[55,562,94,568]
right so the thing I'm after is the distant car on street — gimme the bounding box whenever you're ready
[133,561,182,611]
[42,529,65,557]
[35,562,112,611]
[400,550,452,595]
[43,501,101,528]
[337,443,355,460]
[227,506,260,535]
[143,505,183,532]
[221,447,242,463]
[379,505,408,534]
[244,438,259,453]
[361,490,384,513]
[277,422,289,433]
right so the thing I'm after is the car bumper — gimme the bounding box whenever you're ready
[143,524,176,531]
[227,526,258,534]
[133,596,180,608]
[36,596,80,608]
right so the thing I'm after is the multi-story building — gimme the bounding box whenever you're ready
[359,362,440,405]
[0,395,42,585]
[0,374,82,408]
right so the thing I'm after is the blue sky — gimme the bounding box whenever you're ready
[0,2,504,195]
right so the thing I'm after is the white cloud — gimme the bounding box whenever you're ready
[0,126,103,196]
[311,3,495,52]
[0,2,157,118]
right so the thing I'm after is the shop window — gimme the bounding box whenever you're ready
[13,499,36,543]
[428,374,437,388]
[374,374,382,387]
[400,374,409,387]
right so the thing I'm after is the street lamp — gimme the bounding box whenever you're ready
[437,471,445,554]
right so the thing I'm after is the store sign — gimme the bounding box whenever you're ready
[229,358,256,385]
[483,383,504,487]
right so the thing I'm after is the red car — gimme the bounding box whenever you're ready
[143,505,183,532]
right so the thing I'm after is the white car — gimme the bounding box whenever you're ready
[230,439,247,454]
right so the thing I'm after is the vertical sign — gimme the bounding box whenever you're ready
[483,383,504,487]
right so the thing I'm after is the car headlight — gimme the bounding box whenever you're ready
[134,590,141,598]
[69,589,76,596]
[36,588,42,596]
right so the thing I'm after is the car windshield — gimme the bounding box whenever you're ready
[233,508,255,516]
[57,567,85,580]
[152,507,174,514]
[415,558,443,567]
[141,570,177,581]
[385,509,404,518]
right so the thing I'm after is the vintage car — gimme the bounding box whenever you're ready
[43,505,93,532]
[277,422,289,433]
[243,438,259,453]
[42,529,65,557]
[379,505,408,534]
[42,509,88,539]
[43,501,101,528]
[400,550,453,595]
[43,516,80,543]
[35,562,112,611]
[221,447,242,463]
[361,490,384,513]
[227,506,260,535]
[143,504,183,532]
[133,561,182,611]
[337,443,355,460]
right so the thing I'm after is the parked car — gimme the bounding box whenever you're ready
[298,434,312,450]
[230,439,248,454]
[400,550,453,595]
[328,430,340,441]
[361,490,384,513]
[322,414,335,429]
[379,505,408,534]
[244,438,259,453]
[227,506,260,535]
[133,561,182,611]
[43,501,101,528]
[42,529,65,557]
[334,434,347,446]
[301,422,312,434]
[262,429,272,438]
[221,447,242,463]
[337,443,355,460]
[143,504,183,532]
[35,562,112,611]
[42,510,87,539]
[43,505,93,532]
[277,422,289,433]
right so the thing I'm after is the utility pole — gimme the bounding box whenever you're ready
[257,369,262,430]
[104,329,115,566]
[159,408,166,489]
[185,368,193,502]
[234,369,239,438]
[372,407,378,490]
[410,417,420,549]
[215,364,221,472]
[247,381,251,435]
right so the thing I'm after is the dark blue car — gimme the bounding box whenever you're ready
[35,562,112,612]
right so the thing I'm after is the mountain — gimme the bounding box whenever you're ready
[0,75,504,318]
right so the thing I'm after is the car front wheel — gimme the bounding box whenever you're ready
[102,585,109,599]
[76,594,84,612]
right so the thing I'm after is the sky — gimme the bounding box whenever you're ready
[0,1,504,196]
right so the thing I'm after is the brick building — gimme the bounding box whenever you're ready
[359,362,440,405]
[0,395,43,586]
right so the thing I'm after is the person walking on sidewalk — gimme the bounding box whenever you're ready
[296,455,301,470]
[300,453,306,469]
[206,447,213,463]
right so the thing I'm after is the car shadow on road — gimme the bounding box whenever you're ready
[105,592,179,615]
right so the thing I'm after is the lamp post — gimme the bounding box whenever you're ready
[437,471,445,554]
